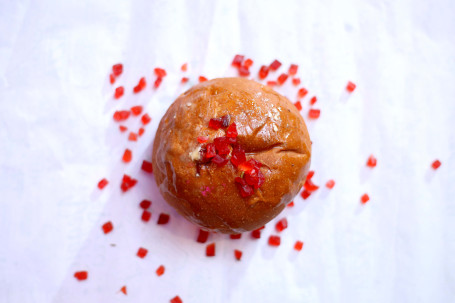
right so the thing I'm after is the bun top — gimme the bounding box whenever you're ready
[152,77,311,233]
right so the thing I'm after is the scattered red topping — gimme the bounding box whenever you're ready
[98,178,109,190]
[294,101,302,111]
[102,221,113,234]
[120,286,127,295]
[141,210,151,222]
[156,265,165,276]
[133,77,146,93]
[157,213,170,225]
[325,179,335,189]
[121,174,137,192]
[170,296,183,303]
[346,81,356,92]
[307,170,314,180]
[292,78,301,86]
[277,73,288,85]
[131,105,143,116]
[109,74,115,84]
[122,149,132,163]
[244,58,253,68]
[235,177,254,197]
[197,136,209,144]
[212,154,229,166]
[141,160,153,173]
[140,200,151,209]
[112,64,123,77]
[119,125,127,132]
[221,115,231,128]
[304,178,319,192]
[181,77,189,84]
[230,234,241,240]
[181,63,188,72]
[205,143,216,158]
[301,190,311,200]
[269,59,282,71]
[214,137,231,155]
[154,68,167,78]
[432,160,441,170]
[206,243,216,257]
[208,118,223,130]
[266,81,277,87]
[310,96,317,105]
[258,65,269,79]
[154,77,163,89]
[298,87,308,98]
[113,110,130,122]
[288,64,298,75]
[234,249,243,261]
[128,132,138,142]
[251,229,261,239]
[238,66,250,77]
[138,127,145,136]
[137,247,148,258]
[361,193,370,204]
[243,167,264,190]
[275,218,288,232]
[198,76,208,83]
[74,271,88,281]
[308,109,320,119]
[268,235,281,247]
[114,86,124,99]
[231,145,246,167]
[141,113,151,125]
[294,241,304,251]
[197,229,210,243]
[231,55,245,68]
[287,201,294,207]
[366,155,377,168]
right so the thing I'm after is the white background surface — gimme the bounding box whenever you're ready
[0,0,454,302]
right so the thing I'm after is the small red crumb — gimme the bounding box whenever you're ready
[292,78,301,86]
[268,235,281,247]
[432,160,441,170]
[181,77,189,84]
[98,178,109,189]
[267,81,277,87]
[109,74,115,84]
[141,160,153,173]
[326,180,335,189]
[113,110,130,122]
[141,210,151,222]
[181,63,188,72]
[230,234,241,239]
[277,73,288,85]
[307,171,314,180]
[121,174,137,192]
[138,127,145,136]
[269,60,282,71]
[140,200,152,209]
[137,247,148,258]
[308,109,320,119]
[154,77,163,89]
[128,132,138,142]
[206,243,216,257]
[301,190,311,200]
[170,296,183,303]
[367,155,377,168]
[102,221,113,234]
[294,101,302,111]
[238,66,250,77]
[199,76,208,83]
[122,149,132,163]
[131,105,143,116]
[304,179,319,192]
[133,77,146,93]
[197,229,210,243]
[119,125,127,132]
[231,55,244,68]
[234,249,243,261]
[361,193,370,204]
[294,241,304,251]
[156,265,165,276]
[298,87,308,98]
[141,113,151,125]
[120,286,127,295]
[112,64,123,77]
[114,86,124,99]
[310,96,317,105]
[275,218,288,232]
[346,81,356,92]
[157,213,170,225]
[197,136,209,144]
[251,229,261,239]
[287,201,294,207]
[154,68,167,78]
[258,65,269,79]
[288,64,298,75]
[74,271,88,281]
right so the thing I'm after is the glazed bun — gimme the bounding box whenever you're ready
[152,78,311,234]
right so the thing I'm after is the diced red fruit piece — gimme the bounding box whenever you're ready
[170,296,183,303]
[157,213,170,225]
[181,77,189,84]
[119,125,127,132]
[120,286,127,295]
[98,178,108,189]
[221,115,231,128]
[141,113,151,125]
[294,241,304,251]
[294,101,302,111]
[109,74,115,84]
[112,64,123,77]
[288,64,298,75]
[74,271,88,281]
[231,54,244,68]
[244,168,265,189]
[326,179,335,189]
[366,155,377,167]
[238,66,250,77]
[113,110,130,122]
[205,143,216,158]
[122,149,132,163]
[154,77,163,89]
[251,229,261,239]
[361,193,370,204]
[114,86,124,99]
[275,218,288,232]
[308,109,320,119]
[268,235,281,247]
[292,78,301,86]
[238,161,254,174]
[133,77,146,93]
[298,87,308,98]
[277,73,288,85]
[235,177,254,197]
[269,59,282,71]
[197,229,210,243]
[258,65,269,79]
[287,201,294,207]
[140,199,152,209]
[301,190,311,200]
[310,96,317,105]
[137,247,148,258]
[102,221,113,234]
[214,137,230,155]
[432,160,441,170]
[307,170,314,180]
[209,118,223,130]
[121,174,137,192]
[304,178,319,192]
[154,68,167,78]
[156,265,165,276]
[266,81,277,87]
[346,81,356,92]
[244,58,253,68]
[141,160,153,173]
[199,76,208,83]
[212,154,229,166]
[197,136,209,144]
[230,145,246,167]
[234,249,243,261]
[128,132,138,142]
[230,234,241,240]
[130,106,142,116]
[141,210,151,222]
[181,63,188,72]
[138,127,145,136]
[206,243,216,257]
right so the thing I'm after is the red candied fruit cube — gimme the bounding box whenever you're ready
[212,154,229,167]
[310,96,317,105]
[251,228,261,239]
[294,101,302,111]
[98,178,109,190]
[199,76,208,83]
[119,125,127,132]
[140,199,151,209]
[292,78,301,86]
[157,213,170,225]
[326,179,335,189]
[294,241,304,251]
[298,87,308,98]
[109,74,115,84]
[361,193,370,204]
[197,229,210,243]
[244,167,265,189]
[288,64,298,75]
[234,249,243,261]
[275,218,288,232]
[258,65,269,79]
[214,137,230,155]
[266,81,277,87]
[432,160,441,170]
[133,77,146,93]
[205,143,216,158]
[304,179,319,192]
[307,170,315,180]
[120,286,127,295]
[141,113,151,125]
[170,296,183,303]
[138,127,145,136]
[244,58,253,68]
[308,109,320,119]
[231,54,244,68]
[113,110,130,122]
[197,136,209,144]
[208,118,223,130]
[181,77,189,84]
[121,174,137,192]
[154,77,163,89]
[141,160,153,173]
[235,177,254,197]
[277,73,288,85]
[231,145,246,167]
[141,210,151,222]
[287,201,295,207]
[102,221,113,234]
[122,149,132,163]
[238,66,250,77]
[206,243,216,257]
[367,155,377,168]
[181,63,188,72]
[130,106,143,116]
[269,59,282,71]
[221,115,231,128]
[346,81,356,92]
[154,68,167,78]
[114,86,124,99]
[230,234,241,240]
[156,265,165,276]
[137,247,148,258]
[112,64,123,77]
[128,132,138,142]
[74,271,88,281]
[268,235,281,247]
[301,190,311,200]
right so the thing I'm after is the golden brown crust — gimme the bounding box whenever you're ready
[152,78,311,233]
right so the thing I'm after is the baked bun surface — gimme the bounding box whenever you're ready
[152,77,311,233]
